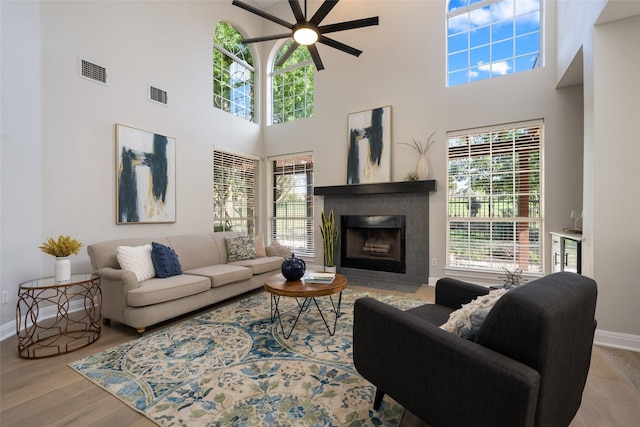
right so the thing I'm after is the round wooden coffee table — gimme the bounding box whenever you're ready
[265,273,347,339]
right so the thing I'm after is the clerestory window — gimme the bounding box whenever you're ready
[213,22,255,122]
[447,0,541,86]
[446,121,543,273]
[271,40,314,125]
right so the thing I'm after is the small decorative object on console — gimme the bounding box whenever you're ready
[500,266,526,289]
[39,235,83,282]
[281,253,306,281]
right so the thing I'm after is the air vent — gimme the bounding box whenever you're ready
[80,59,107,84]
[149,86,168,105]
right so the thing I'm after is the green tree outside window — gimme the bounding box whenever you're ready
[272,41,314,124]
[214,22,255,122]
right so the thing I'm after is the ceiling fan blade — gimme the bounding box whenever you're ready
[309,0,339,26]
[232,0,293,29]
[276,41,301,67]
[318,17,379,35]
[241,33,292,44]
[318,36,362,56]
[318,35,362,57]
[307,44,325,71]
[288,0,305,23]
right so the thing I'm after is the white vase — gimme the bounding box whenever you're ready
[324,265,337,273]
[55,257,71,282]
[416,153,430,180]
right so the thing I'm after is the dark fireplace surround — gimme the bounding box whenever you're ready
[315,181,435,286]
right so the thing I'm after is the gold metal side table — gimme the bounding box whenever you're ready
[16,273,102,359]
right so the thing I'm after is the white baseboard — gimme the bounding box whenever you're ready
[1,298,89,342]
[594,329,640,352]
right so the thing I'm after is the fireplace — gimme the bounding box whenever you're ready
[341,215,406,273]
[315,180,436,286]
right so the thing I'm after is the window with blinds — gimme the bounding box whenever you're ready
[213,150,259,234]
[447,121,543,273]
[271,154,314,257]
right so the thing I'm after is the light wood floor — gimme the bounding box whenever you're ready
[1,285,639,427]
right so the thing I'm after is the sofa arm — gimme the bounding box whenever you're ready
[353,297,540,427]
[435,277,490,309]
[95,267,138,289]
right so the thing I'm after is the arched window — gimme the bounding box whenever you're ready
[447,0,541,87]
[213,22,255,122]
[271,40,314,125]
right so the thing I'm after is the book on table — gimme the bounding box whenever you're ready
[303,272,335,284]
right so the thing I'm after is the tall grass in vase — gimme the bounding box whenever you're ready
[39,235,83,282]
[320,210,339,271]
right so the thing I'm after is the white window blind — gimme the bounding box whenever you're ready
[447,121,543,273]
[270,154,314,257]
[213,149,259,234]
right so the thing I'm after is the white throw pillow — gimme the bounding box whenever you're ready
[116,244,156,282]
[440,288,509,338]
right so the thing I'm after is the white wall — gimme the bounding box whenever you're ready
[1,1,44,328]
[590,14,640,340]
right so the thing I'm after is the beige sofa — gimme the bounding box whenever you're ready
[87,231,284,333]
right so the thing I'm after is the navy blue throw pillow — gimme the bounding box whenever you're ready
[151,242,182,278]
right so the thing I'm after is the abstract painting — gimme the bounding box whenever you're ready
[347,106,391,184]
[116,124,176,224]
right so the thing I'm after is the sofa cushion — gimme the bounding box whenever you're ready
[225,235,257,262]
[230,256,284,275]
[254,233,267,257]
[127,274,210,307]
[440,288,508,338]
[116,244,156,282]
[165,234,222,271]
[151,242,183,278]
[185,264,253,288]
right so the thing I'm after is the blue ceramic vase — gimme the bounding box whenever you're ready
[281,253,306,281]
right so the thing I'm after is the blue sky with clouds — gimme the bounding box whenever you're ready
[447,0,541,86]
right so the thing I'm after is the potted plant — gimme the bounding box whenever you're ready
[320,210,339,273]
[39,235,83,282]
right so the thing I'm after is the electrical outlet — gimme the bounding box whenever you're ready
[431,257,437,266]
[1,291,8,305]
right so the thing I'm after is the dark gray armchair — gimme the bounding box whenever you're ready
[353,272,598,427]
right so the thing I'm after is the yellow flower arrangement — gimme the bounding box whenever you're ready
[39,235,83,257]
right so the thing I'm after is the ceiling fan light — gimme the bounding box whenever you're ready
[293,26,319,45]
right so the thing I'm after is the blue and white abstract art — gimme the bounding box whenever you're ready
[347,106,391,185]
[116,124,176,224]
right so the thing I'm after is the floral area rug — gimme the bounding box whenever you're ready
[69,289,426,426]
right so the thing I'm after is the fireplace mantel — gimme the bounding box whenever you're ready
[314,180,436,196]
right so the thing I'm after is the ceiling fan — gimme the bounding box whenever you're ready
[232,0,379,71]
